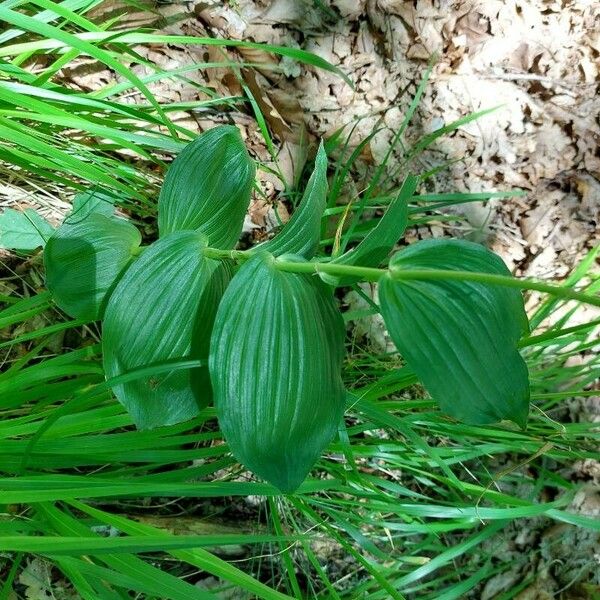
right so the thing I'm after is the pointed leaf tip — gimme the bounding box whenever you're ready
[321,174,418,287]
[158,125,255,249]
[260,142,328,259]
[209,253,346,492]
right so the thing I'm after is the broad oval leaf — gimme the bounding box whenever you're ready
[321,174,417,287]
[103,231,231,429]
[379,239,530,427]
[209,253,346,493]
[44,213,141,320]
[0,208,54,251]
[260,142,327,259]
[158,125,255,248]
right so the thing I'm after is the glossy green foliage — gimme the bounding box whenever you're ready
[30,121,537,492]
[379,239,530,426]
[209,253,346,492]
[0,208,54,251]
[261,143,327,259]
[158,126,255,248]
[103,231,231,429]
[322,175,418,287]
[44,213,141,321]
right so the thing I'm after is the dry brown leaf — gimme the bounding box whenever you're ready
[242,68,305,142]
[248,197,273,228]
[332,0,366,20]
[237,45,281,81]
[258,0,313,26]
[203,45,236,98]
[276,140,308,188]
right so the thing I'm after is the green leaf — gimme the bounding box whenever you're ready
[209,253,346,493]
[158,126,255,248]
[103,231,231,430]
[0,208,54,251]
[44,213,141,320]
[379,239,530,427]
[260,142,328,259]
[322,174,418,286]
[66,188,117,223]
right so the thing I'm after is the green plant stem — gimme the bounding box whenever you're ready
[203,247,600,308]
[519,317,600,348]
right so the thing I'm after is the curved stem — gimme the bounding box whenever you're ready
[389,269,600,308]
[203,247,600,308]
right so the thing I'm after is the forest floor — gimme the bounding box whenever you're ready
[20,0,600,280]
[2,1,599,598]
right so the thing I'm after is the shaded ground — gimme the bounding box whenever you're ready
[38,0,597,329]
[140,0,599,276]
[20,1,598,279]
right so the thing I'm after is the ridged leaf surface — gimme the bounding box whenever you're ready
[44,213,141,320]
[158,125,255,248]
[209,253,346,492]
[379,239,530,426]
[103,231,231,429]
[260,143,327,259]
